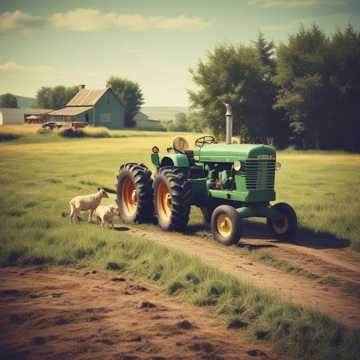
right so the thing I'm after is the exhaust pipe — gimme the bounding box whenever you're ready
[223,102,233,144]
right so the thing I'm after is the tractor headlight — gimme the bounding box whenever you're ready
[276,161,282,170]
[233,160,242,171]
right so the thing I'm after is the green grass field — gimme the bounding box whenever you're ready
[0,126,360,360]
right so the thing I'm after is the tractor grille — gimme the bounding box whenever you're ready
[245,159,275,190]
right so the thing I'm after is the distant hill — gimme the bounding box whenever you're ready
[16,95,36,108]
[0,94,36,108]
[141,106,188,122]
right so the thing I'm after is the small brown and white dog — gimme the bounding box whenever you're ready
[94,205,118,228]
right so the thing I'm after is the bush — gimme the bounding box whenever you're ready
[59,128,86,138]
[82,127,111,138]
[0,132,21,142]
[58,127,111,138]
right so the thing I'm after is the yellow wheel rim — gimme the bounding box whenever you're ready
[157,181,172,222]
[217,214,233,238]
[122,177,138,217]
[273,216,289,235]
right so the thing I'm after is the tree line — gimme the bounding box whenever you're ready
[188,25,360,152]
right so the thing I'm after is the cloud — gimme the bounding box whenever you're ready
[248,0,348,8]
[0,10,45,34]
[0,62,57,74]
[50,8,209,32]
[0,61,98,81]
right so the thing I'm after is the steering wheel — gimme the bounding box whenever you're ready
[195,135,217,148]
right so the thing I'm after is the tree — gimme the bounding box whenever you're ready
[254,32,276,76]
[330,25,360,152]
[274,25,333,149]
[36,85,78,109]
[187,112,208,133]
[167,112,190,131]
[254,33,289,147]
[0,93,18,108]
[189,43,281,142]
[106,77,144,128]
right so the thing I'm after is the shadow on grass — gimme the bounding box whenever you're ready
[186,219,350,250]
[113,226,130,232]
[242,220,351,250]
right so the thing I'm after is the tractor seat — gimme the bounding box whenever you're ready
[172,136,191,154]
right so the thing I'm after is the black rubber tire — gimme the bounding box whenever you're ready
[116,163,153,223]
[267,202,297,240]
[153,167,192,231]
[211,205,242,246]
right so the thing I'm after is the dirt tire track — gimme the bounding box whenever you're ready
[0,267,288,360]
[241,238,360,284]
[126,225,360,328]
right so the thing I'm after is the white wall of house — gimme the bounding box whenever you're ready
[0,108,25,125]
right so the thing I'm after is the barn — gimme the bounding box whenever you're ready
[48,85,125,129]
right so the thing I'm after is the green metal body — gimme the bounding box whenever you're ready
[151,143,282,221]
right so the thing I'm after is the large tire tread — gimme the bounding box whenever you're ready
[154,167,191,231]
[117,163,153,223]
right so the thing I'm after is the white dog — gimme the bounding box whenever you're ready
[69,188,109,223]
[94,205,118,228]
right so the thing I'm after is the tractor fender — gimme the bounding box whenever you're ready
[160,153,190,168]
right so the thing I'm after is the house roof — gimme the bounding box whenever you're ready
[49,106,93,116]
[66,89,108,107]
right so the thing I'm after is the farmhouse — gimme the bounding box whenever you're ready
[134,111,164,130]
[0,108,51,125]
[48,85,125,129]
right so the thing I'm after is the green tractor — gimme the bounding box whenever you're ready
[116,104,297,245]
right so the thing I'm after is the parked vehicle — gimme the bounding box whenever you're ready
[42,122,63,130]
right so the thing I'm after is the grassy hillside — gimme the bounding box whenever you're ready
[3,95,37,108]
[141,106,188,122]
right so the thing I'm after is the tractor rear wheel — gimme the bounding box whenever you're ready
[153,167,191,231]
[117,163,153,223]
[211,205,242,246]
[267,202,297,240]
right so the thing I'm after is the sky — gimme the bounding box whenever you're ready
[1,0,360,106]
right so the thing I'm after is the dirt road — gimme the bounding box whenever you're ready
[126,223,360,328]
[0,267,288,360]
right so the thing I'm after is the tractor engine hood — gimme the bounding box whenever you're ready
[194,144,276,163]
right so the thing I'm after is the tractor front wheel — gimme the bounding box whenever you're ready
[117,163,153,223]
[267,202,297,240]
[153,167,191,231]
[211,205,242,246]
